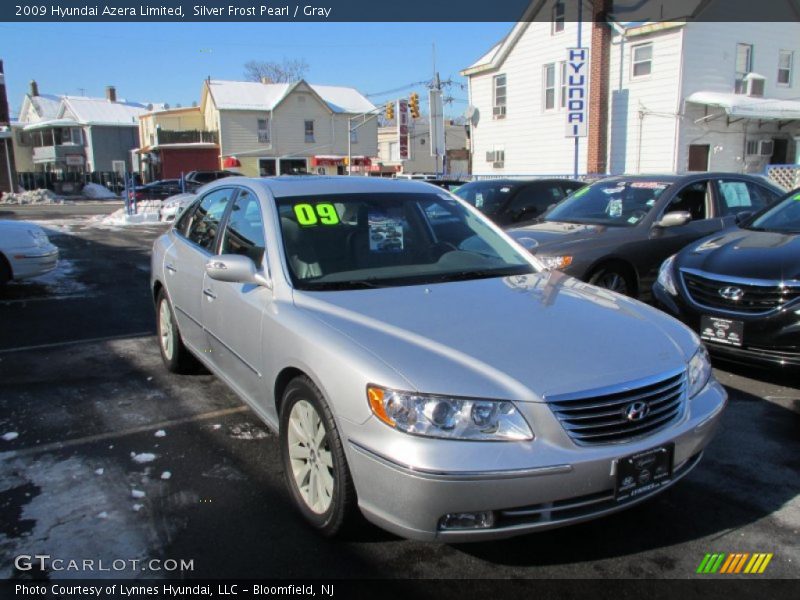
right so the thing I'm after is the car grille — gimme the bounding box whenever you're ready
[681,269,800,315]
[548,370,686,445]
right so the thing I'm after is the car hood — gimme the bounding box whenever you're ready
[507,220,628,253]
[679,228,800,280]
[294,273,697,402]
[0,220,43,233]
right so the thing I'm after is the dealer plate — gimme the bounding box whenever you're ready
[615,443,674,502]
[701,315,744,347]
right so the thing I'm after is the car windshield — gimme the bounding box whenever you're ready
[275,192,535,291]
[544,180,671,227]
[746,190,800,234]
[454,181,518,216]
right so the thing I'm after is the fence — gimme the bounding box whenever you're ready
[765,165,800,191]
[16,171,136,196]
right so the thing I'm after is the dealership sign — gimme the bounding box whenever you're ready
[565,47,589,138]
[397,99,410,160]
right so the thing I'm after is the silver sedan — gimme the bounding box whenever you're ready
[150,176,727,541]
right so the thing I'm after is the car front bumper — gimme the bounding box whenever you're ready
[345,379,727,542]
[9,246,59,280]
[654,282,800,367]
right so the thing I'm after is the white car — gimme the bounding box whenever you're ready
[160,192,197,223]
[0,221,59,284]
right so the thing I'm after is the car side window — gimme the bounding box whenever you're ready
[561,182,586,196]
[185,188,234,252]
[666,181,711,221]
[716,179,774,217]
[219,189,266,266]
[508,184,563,221]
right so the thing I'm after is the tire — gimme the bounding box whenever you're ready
[0,254,11,286]
[588,265,635,296]
[155,289,196,373]
[279,376,357,537]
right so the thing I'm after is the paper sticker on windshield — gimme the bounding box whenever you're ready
[608,199,623,218]
[368,213,404,253]
[603,186,625,195]
[646,199,656,207]
[631,182,668,189]
[293,202,340,226]
[500,187,511,193]
[628,216,641,224]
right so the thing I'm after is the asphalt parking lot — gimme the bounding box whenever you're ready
[0,203,798,583]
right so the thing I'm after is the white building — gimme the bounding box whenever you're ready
[375,120,469,177]
[462,0,800,181]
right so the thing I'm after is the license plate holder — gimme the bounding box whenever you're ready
[700,316,744,347]
[615,443,674,502]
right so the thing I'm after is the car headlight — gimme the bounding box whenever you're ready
[536,255,573,270]
[367,386,533,441]
[657,254,678,295]
[687,345,712,399]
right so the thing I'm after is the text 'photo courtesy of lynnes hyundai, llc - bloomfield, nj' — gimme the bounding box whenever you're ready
[0,0,798,595]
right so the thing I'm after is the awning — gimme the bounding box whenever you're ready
[311,155,372,167]
[23,119,82,131]
[686,91,800,121]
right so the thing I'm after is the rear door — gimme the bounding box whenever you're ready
[201,187,271,405]
[163,187,235,351]
[714,178,783,226]
[504,182,566,226]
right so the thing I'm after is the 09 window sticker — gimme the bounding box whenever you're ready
[293,202,341,226]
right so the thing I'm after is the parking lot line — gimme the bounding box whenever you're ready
[0,405,250,461]
[0,331,155,354]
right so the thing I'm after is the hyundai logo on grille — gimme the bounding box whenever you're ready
[624,401,650,422]
[719,286,744,301]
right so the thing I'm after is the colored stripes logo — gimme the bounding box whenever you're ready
[696,553,773,574]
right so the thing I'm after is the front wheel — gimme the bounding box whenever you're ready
[588,266,634,296]
[156,289,197,373]
[279,376,357,537]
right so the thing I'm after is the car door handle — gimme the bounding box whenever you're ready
[203,288,217,300]
[165,263,177,273]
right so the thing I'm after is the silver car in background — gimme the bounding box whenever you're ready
[150,176,727,541]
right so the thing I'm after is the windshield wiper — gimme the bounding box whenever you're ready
[430,269,520,283]
[303,279,387,290]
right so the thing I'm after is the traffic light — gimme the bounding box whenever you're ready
[409,92,420,119]
[386,101,394,120]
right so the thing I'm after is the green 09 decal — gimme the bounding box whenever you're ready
[293,202,340,226]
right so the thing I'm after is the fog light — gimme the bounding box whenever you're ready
[438,511,495,530]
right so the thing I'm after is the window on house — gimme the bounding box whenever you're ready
[735,43,753,93]
[552,1,565,34]
[350,126,358,143]
[257,118,270,143]
[304,120,314,143]
[631,43,653,78]
[559,61,567,108]
[493,74,507,118]
[778,50,793,86]
[70,128,82,145]
[543,63,556,110]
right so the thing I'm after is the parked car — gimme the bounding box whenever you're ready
[454,178,587,227]
[160,192,197,223]
[130,179,183,201]
[506,174,784,298]
[426,179,467,192]
[151,176,726,541]
[0,220,59,285]
[654,187,800,367]
[183,170,237,192]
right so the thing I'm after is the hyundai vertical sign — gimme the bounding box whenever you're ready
[565,47,589,137]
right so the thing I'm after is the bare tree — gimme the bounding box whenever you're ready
[244,58,309,83]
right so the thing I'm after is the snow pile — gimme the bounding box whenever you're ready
[154,429,166,438]
[81,182,118,199]
[0,189,65,205]
[95,200,163,226]
[2,432,19,441]
[160,471,172,480]
[131,489,146,499]
[131,452,157,464]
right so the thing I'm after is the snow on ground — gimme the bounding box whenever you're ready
[154,429,166,438]
[160,471,171,480]
[24,258,92,297]
[131,489,146,499]
[2,432,19,441]
[131,452,157,464]
[81,183,118,199]
[93,201,163,227]
[0,189,68,205]
[228,422,270,440]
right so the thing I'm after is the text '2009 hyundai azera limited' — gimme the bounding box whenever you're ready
[151,176,727,541]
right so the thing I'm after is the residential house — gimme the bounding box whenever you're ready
[139,105,219,180]
[462,0,800,180]
[0,60,18,194]
[199,79,377,176]
[14,81,161,177]
[374,119,469,177]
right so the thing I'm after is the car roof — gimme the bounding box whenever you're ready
[207,175,451,198]
[597,172,772,184]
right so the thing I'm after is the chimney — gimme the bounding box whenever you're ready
[29,79,39,97]
[260,76,272,84]
[105,85,117,102]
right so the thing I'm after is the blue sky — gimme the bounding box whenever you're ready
[0,22,512,118]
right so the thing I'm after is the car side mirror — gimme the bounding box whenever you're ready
[205,254,272,288]
[735,210,754,225]
[655,211,691,228]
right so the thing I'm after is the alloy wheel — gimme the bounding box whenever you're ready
[287,399,334,514]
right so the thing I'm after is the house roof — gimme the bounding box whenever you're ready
[686,91,800,120]
[59,96,157,127]
[24,94,62,122]
[205,79,375,114]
